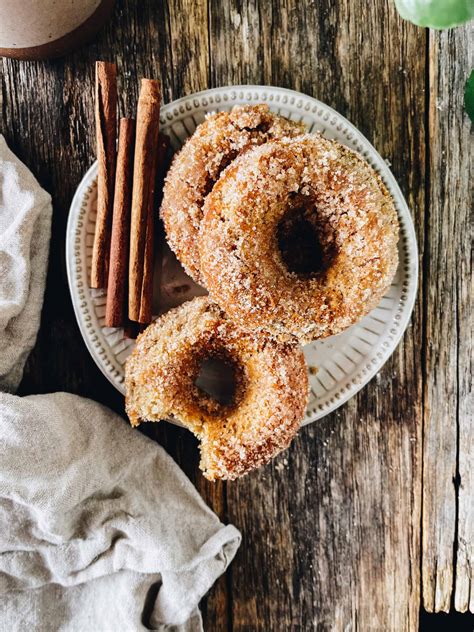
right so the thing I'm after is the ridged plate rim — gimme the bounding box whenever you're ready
[66,84,418,426]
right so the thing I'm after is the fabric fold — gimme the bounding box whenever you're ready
[0,136,52,393]
[0,391,241,630]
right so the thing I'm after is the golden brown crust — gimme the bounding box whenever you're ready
[199,134,399,343]
[125,297,309,480]
[160,105,305,282]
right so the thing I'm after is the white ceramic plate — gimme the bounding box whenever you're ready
[66,85,418,425]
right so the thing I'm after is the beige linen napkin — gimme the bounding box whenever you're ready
[0,135,241,631]
[0,136,52,393]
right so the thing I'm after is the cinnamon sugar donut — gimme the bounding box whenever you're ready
[160,104,304,282]
[125,297,308,480]
[199,134,399,342]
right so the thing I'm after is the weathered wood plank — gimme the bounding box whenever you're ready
[422,22,473,613]
[167,0,210,97]
[210,1,425,630]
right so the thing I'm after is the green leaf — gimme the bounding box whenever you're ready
[465,69,474,123]
[395,0,474,29]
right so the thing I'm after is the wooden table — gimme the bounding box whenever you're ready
[1,2,472,629]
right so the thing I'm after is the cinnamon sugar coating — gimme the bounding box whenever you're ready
[125,297,308,480]
[199,134,399,343]
[160,104,305,282]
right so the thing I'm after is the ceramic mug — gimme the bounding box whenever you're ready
[0,0,115,60]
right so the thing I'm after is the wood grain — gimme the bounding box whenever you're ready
[422,22,474,613]
[0,0,471,629]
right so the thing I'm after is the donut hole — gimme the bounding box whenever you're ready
[193,351,246,414]
[277,198,336,277]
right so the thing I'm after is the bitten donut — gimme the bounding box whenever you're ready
[160,104,304,282]
[199,134,399,342]
[125,297,308,480]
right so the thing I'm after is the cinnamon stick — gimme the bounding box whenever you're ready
[91,61,117,289]
[105,118,135,327]
[138,132,170,323]
[128,79,161,323]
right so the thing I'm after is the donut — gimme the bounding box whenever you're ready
[199,134,399,342]
[160,104,305,282]
[125,296,308,480]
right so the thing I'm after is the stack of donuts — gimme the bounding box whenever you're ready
[125,104,399,480]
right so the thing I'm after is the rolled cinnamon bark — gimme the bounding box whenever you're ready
[138,132,170,324]
[128,79,161,323]
[105,118,135,327]
[91,60,117,289]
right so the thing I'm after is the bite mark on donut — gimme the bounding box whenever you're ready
[124,297,309,480]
